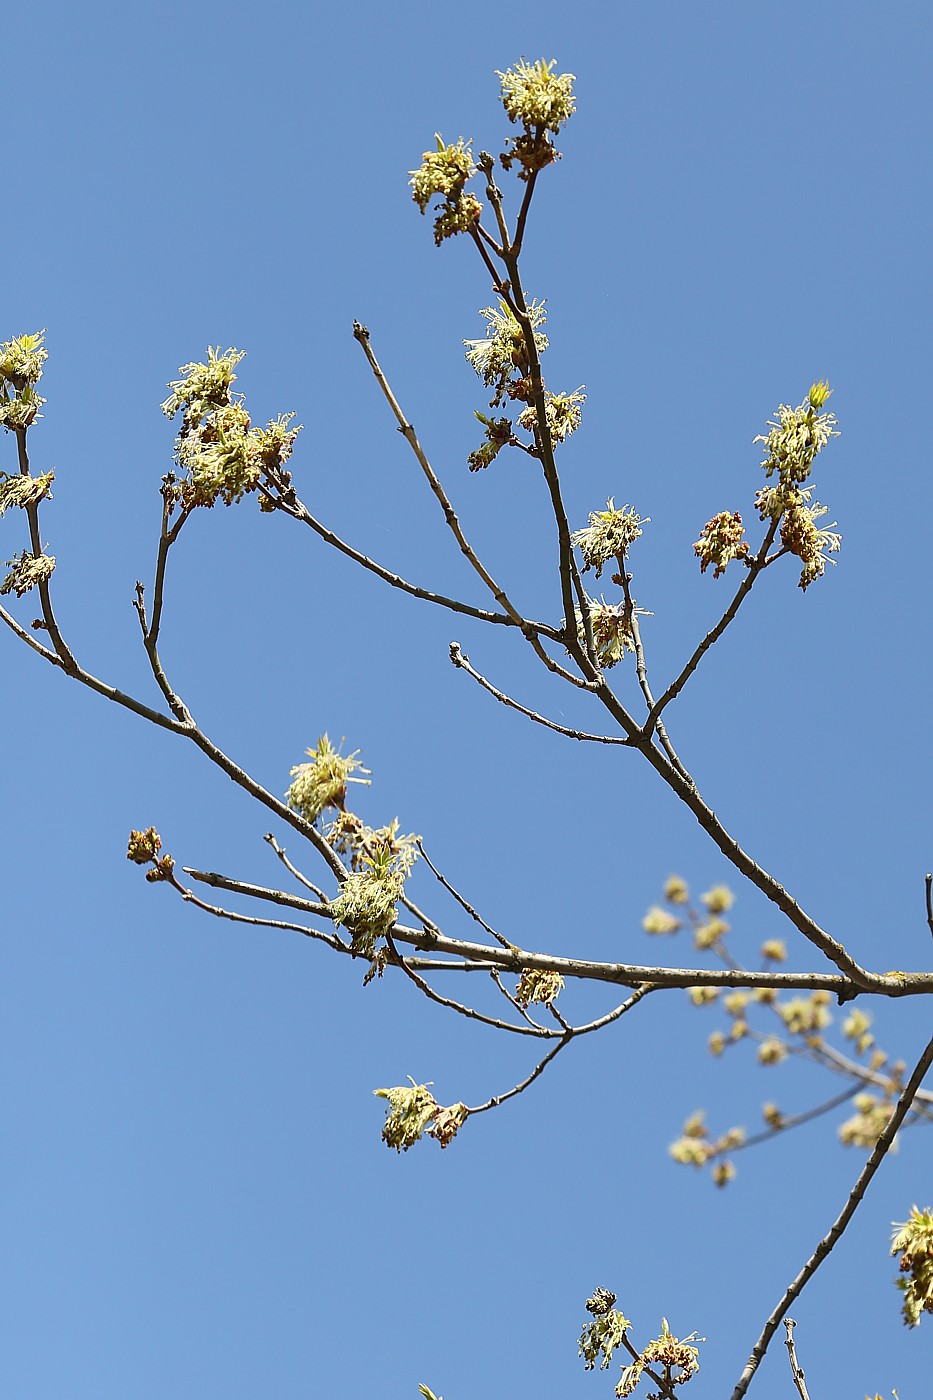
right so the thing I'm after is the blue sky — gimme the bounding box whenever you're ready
[4,2,932,1397]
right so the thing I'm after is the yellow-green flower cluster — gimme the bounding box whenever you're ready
[776,991,832,1037]
[329,822,419,966]
[752,385,842,590]
[625,1320,700,1397]
[756,384,838,486]
[497,60,575,180]
[669,1113,744,1184]
[286,735,371,824]
[642,906,681,935]
[579,597,648,669]
[410,136,481,246]
[467,413,512,472]
[518,387,585,444]
[839,1093,895,1150]
[778,487,842,591]
[126,825,175,882]
[0,470,54,516]
[162,348,301,508]
[498,58,576,132]
[694,511,750,578]
[514,968,564,1007]
[578,1290,631,1373]
[373,1079,467,1151]
[464,299,548,407]
[892,1206,933,1327]
[843,1008,875,1056]
[0,331,47,431]
[573,500,647,576]
[0,550,55,597]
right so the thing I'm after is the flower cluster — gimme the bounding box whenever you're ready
[0,550,55,597]
[409,135,481,246]
[373,1079,467,1151]
[126,826,175,882]
[578,1290,632,1373]
[573,500,647,576]
[693,511,750,578]
[467,413,512,472]
[286,735,371,824]
[668,1111,744,1186]
[838,1093,895,1149]
[577,597,650,669]
[755,383,838,486]
[0,470,54,516]
[626,1319,701,1397]
[162,348,300,508]
[0,331,47,431]
[329,822,419,970]
[464,299,548,407]
[497,59,576,179]
[514,968,564,1008]
[517,387,585,443]
[892,1206,933,1327]
[777,487,842,591]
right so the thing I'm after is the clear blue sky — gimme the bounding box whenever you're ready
[4,3,932,1397]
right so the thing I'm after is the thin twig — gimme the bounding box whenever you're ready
[14,425,77,672]
[783,1320,811,1400]
[263,833,329,901]
[467,1034,571,1113]
[449,641,634,745]
[729,1028,933,1400]
[417,841,515,949]
[644,517,779,733]
[926,872,933,940]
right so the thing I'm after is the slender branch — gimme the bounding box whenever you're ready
[782,1321,811,1400]
[617,560,689,781]
[14,425,77,671]
[703,1085,859,1161]
[263,833,329,901]
[449,641,634,745]
[416,841,516,950]
[383,930,554,1038]
[352,321,593,688]
[729,1028,933,1400]
[165,869,348,952]
[467,1033,571,1113]
[926,872,933,940]
[644,517,779,733]
[278,482,554,635]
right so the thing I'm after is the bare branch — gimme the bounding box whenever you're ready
[730,1028,933,1400]
[449,641,634,745]
[782,1320,812,1400]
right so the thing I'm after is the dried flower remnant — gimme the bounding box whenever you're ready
[892,1206,933,1327]
[514,968,564,1007]
[373,1079,467,1152]
[464,299,548,407]
[572,499,647,577]
[286,735,371,825]
[694,511,750,578]
[0,550,55,597]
